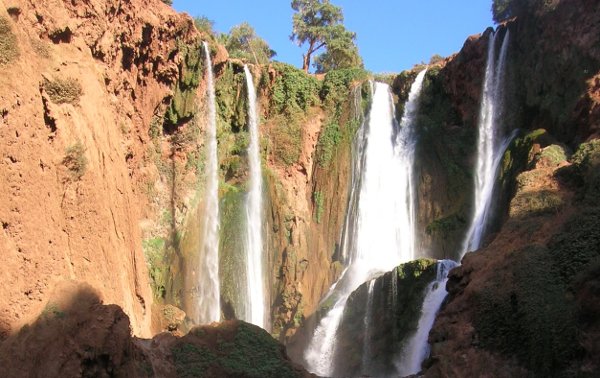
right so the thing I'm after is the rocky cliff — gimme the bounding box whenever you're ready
[0,0,225,338]
[418,0,600,376]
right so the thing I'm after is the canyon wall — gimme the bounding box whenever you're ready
[0,0,221,338]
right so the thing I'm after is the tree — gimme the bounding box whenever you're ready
[194,16,215,36]
[220,23,276,65]
[313,24,362,73]
[291,0,355,73]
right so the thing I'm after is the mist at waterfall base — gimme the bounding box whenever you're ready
[242,66,267,329]
[304,73,426,377]
[195,42,220,324]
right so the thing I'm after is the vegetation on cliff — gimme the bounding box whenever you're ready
[291,0,362,72]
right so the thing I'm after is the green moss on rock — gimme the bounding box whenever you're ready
[474,245,580,376]
[165,40,205,129]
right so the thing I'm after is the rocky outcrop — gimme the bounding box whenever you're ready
[0,281,312,377]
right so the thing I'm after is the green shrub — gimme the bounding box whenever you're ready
[316,121,342,168]
[313,191,324,223]
[63,141,87,180]
[270,117,302,166]
[474,245,579,376]
[172,343,216,377]
[268,62,320,116]
[0,16,19,64]
[320,67,369,116]
[510,189,563,218]
[45,77,83,105]
[142,237,167,299]
[425,213,467,236]
[164,40,203,129]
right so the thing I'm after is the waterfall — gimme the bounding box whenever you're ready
[243,66,265,329]
[304,72,426,376]
[461,29,511,257]
[196,42,220,324]
[396,259,458,376]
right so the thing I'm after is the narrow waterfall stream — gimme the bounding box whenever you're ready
[396,260,458,375]
[243,66,266,329]
[461,29,512,256]
[305,72,427,376]
[196,42,220,324]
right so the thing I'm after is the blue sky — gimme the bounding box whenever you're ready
[172,0,494,73]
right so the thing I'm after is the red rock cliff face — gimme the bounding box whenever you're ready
[0,0,205,338]
[421,0,600,376]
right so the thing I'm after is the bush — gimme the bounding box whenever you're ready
[63,141,87,180]
[316,121,342,168]
[0,16,19,64]
[45,77,83,105]
[270,116,302,166]
[268,62,320,116]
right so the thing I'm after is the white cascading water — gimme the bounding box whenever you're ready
[461,30,511,257]
[304,72,427,376]
[196,42,220,324]
[396,259,458,376]
[243,66,265,329]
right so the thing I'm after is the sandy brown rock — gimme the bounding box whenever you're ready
[0,0,205,338]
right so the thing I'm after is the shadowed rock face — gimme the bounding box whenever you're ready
[0,281,313,378]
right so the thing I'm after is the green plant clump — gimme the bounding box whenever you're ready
[269,62,320,116]
[426,213,466,236]
[165,40,204,128]
[313,190,324,223]
[63,141,88,180]
[474,245,579,376]
[316,121,342,168]
[172,343,216,377]
[45,77,83,105]
[0,16,19,64]
[320,67,369,116]
[142,237,167,299]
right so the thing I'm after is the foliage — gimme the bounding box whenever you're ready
[429,54,444,64]
[165,40,203,129]
[313,190,324,223]
[44,77,83,105]
[218,322,298,377]
[291,0,360,72]
[218,186,247,319]
[426,213,466,237]
[221,22,275,65]
[510,189,564,218]
[161,0,172,5]
[194,16,215,36]
[491,0,560,23]
[316,121,341,168]
[269,62,320,116]
[320,67,368,115]
[262,63,320,166]
[142,237,167,299]
[536,144,567,166]
[474,245,579,376]
[172,343,216,377]
[215,62,247,135]
[270,116,303,166]
[0,16,19,64]
[63,141,88,180]
[172,322,301,377]
[313,24,363,73]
